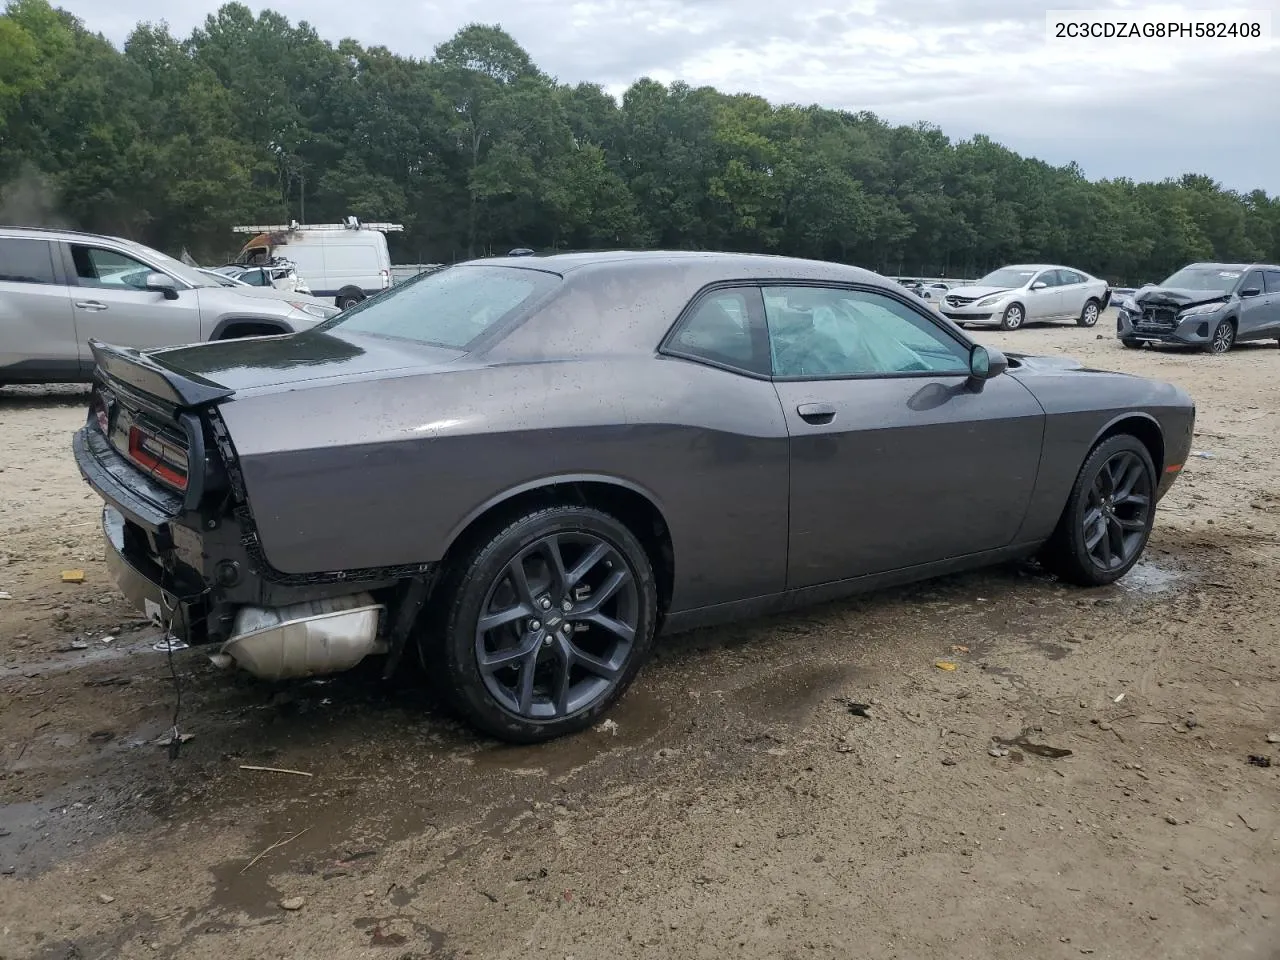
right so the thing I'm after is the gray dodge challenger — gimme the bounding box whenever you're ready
[73,251,1195,742]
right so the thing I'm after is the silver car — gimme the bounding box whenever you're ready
[1,226,340,385]
[939,265,1111,331]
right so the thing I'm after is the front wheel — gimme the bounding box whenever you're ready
[999,303,1025,331]
[1039,434,1156,587]
[1205,319,1235,354]
[421,505,658,743]
[1120,338,1143,349]
[1077,299,1101,327]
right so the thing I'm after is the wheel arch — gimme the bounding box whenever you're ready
[209,317,291,340]
[435,475,676,623]
[1092,412,1165,474]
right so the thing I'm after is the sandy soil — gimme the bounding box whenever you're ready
[1,313,1278,960]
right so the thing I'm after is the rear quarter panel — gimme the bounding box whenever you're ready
[217,356,791,612]
[1011,368,1194,542]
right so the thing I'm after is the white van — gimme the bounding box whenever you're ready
[231,218,402,309]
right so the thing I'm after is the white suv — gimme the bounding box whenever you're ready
[1,227,340,385]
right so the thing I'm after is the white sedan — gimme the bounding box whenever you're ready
[937,265,1111,331]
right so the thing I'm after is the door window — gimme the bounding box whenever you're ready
[0,238,57,285]
[1241,271,1265,295]
[762,286,970,379]
[664,287,770,376]
[70,246,156,290]
[1263,270,1280,294]
[1033,270,1062,288]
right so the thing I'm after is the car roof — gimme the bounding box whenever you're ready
[466,249,884,283]
[1184,261,1280,271]
[0,224,117,243]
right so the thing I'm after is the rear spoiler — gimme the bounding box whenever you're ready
[89,340,235,408]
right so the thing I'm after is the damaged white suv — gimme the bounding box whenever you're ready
[0,226,340,386]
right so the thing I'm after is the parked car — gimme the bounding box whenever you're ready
[1116,262,1280,353]
[940,265,1110,330]
[73,251,1194,743]
[231,217,400,309]
[212,261,312,296]
[0,226,341,386]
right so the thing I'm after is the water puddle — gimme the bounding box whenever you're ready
[1116,558,1185,595]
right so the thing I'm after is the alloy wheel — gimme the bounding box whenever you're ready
[1210,321,1234,354]
[1081,303,1099,326]
[1004,305,1023,329]
[474,533,639,719]
[1082,450,1152,572]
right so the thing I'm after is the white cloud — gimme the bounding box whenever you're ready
[63,0,1280,191]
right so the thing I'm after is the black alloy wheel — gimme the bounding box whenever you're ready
[423,505,657,742]
[1039,434,1156,587]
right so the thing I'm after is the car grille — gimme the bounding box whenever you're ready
[944,295,977,308]
[1134,305,1179,332]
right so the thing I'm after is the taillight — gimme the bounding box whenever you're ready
[127,425,188,490]
[380,268,390,289]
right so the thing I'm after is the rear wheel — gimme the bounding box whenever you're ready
[1077,299,1101,327]
[1039,434,1156,587]
[1205,319,1235,354]
[336,287,365,310]
[421,505,658,743]
[1120,338,1143,349]
[999,303,1025,331]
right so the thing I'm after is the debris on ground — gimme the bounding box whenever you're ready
[1164,815,1179,825]
[60,569,85,583]
[279,897,305,911]
[83,676,130,688]
[1191,450,1215,459]
[935,661,957,671]
[1246,755,1272,768]
[992,732,1072,760]
[832,697,871,717]
[595,719,619,736]
[60,639,89,652]
[951,645,970,654]
[154,732,194,748]
[0,591,11,600]
[96,893,115,904]
[1266,733,1279,745]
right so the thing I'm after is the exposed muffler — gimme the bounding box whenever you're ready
[210,593,386,680]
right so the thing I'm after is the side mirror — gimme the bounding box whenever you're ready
[967,344,1008,391]
[1241,287,1261,298]
[145,272,180,300]
[1030,281,1048,291]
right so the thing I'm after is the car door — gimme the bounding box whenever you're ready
[1056,269,1090,320]
[763,284,1045,588]
[1024,269,1063,320]
[0,236,80,381]
[62,241,202,361]
[1261,270,1280,337]
[1235,269,1269,340]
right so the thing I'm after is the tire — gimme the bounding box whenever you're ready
[998,303,1025,331]
[1077,299,1101,328]
[336,288,365,310]
[1120,338,1143,349]
[420,505,658,743]
[1205,319,1235,354]
[1039,434,1157,587]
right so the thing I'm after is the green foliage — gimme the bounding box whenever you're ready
[1,0,1276,281]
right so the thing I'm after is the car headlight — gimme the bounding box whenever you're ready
[1120,297,1137,313]
[288,301,339,320]
[1178,301,1226,318]
[974,294,1006,308]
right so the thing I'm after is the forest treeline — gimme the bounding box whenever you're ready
[1,0,1276,283]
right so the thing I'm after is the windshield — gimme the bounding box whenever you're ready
[1159,266,1242,293]
[317,264,555,349]
[977,268,1038,288]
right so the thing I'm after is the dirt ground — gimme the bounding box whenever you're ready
[1,311,1278,960]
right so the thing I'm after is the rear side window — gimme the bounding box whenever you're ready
[664,287,770,376]
[0,238,57,285]
[320,264,553,349]
[1059,270,1085,285]
[1265,270,1280,294]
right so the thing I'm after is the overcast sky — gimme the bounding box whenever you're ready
[63,0,1280,193]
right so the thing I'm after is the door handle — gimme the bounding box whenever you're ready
[796,402,836,425]
[74,300,108,311]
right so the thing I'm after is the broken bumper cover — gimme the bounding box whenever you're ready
[102,505,204,641]
[1116,309,1220,345]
